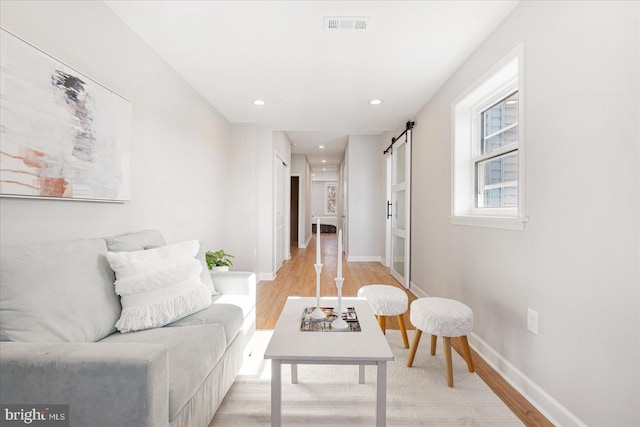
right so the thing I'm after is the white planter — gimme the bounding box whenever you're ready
[211,266,229,272]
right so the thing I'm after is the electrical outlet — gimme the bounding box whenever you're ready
[527,309,539,335]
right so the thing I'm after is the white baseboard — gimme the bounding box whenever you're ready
[409,281,429,298]
[470,333,586,427]
[408,280,583,427]
[258,272,275,281]
[298,234,312,248]
[346,255,383,263]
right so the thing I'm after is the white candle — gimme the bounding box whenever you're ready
[316,218,321,264]
[337,230,342,279]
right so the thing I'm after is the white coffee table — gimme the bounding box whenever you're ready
[264,296,394,426]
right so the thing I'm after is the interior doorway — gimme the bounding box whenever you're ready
[290,176,299,243]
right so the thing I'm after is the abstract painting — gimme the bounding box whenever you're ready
[0,29,131,202]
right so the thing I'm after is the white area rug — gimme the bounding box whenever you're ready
[210,330,523,426]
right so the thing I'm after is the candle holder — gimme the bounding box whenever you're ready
[311,263,326,320]
[331,277,348,330]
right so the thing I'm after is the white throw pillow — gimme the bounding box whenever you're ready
[197,243,219,296]
[106,240,212,333]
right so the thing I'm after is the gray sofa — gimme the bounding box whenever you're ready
[0,230,256,427]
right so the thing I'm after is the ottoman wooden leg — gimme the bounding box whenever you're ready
[443,336,453,387]
[377,315,386,334]
[397,314,409,349]
[407,329,422,367]
[430,334,437,355]
[460,335,475,372]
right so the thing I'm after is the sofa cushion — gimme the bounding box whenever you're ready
[103,229,166,252]
[213,294,255,319]
[106,241,212,333]
[100,323,226,421]
[0,238,121,342]
[166,303,244,345]
[196,244,219,296]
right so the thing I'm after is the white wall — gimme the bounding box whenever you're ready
[227,125,261,272]
[0,2,292,282]
[254,127,274,279]
[0,1,232,258]
[273,131,292,172]
[312,171,338,181]
[410,2,639,426]
[345,135,385,261]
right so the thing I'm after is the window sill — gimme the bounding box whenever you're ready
[450,215,527,231]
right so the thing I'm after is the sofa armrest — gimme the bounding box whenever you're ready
[0,342,169,427]
[211,271,256,298]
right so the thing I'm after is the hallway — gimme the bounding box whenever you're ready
[257,231,414,330]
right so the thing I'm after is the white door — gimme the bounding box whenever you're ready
[388,132,411,288]
[275,156,285,271]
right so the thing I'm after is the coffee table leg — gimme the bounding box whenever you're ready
[359,364,365,384]
[271,360,281,426]
[376,361,387,427]
[291,363,298,384]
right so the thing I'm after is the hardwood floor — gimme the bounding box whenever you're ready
[256,233,553,427]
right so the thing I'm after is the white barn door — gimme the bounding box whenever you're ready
[388,132,411,288]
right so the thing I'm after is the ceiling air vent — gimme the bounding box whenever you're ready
[323,16,370,31]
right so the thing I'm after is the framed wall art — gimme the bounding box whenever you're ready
[325,182,337,215]
[0,28,131,202]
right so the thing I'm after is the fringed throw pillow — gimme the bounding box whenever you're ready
[106,240,212,333]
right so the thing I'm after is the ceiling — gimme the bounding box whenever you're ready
[105,0,519,170]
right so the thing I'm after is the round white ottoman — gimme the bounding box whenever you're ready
[357,284,409,348]
[407,297,475,387]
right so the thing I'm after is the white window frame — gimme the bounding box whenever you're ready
[451,43,527,231]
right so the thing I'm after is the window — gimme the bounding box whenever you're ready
[325,182,337,214]
[476,91,519,209]
[452,45,526,230]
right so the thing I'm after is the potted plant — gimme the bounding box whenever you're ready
[205,250,234,272]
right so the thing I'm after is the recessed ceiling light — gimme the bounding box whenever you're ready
[321,160,327,163]
[369,99,383,105]
[319,145,325,149]
[322,168,327,171]
[253,99,266,106]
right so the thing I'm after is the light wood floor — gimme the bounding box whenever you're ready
[256,232,553,427]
